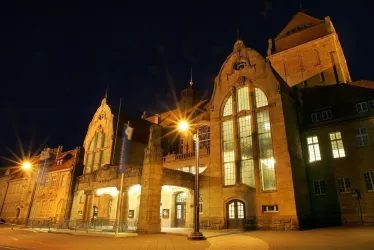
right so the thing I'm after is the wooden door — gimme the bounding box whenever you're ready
[227,200,245,229]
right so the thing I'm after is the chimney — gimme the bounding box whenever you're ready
[56,146,63,160]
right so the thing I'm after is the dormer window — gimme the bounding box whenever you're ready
[311,113,321,123]
[356,102,368,113]
[56,159,63,166]
[368,100,374,111]
[322,110,332,120]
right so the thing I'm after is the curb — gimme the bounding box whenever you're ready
[46,230,138,238]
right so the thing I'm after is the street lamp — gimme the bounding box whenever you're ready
[22,161,32,170]
[178,120,206,240]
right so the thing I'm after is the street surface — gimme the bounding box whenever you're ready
[0,223,373,250]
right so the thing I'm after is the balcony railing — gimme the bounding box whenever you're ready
[163,147,210,163]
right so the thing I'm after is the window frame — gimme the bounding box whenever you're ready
[354,128,370,147]
[329,132,346,158]
[364,172,374,192]
[313,180,327,196]
[322,110,332,120]
[311,112,321,123]
[307,136,322,162]
[356,102,368,113]
[368,100,374,111]
[262,205,279,213]
[220,85,275,190]
[337,177,352,194]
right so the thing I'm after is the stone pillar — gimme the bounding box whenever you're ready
[137,125,163,233]
[83,191,94,222]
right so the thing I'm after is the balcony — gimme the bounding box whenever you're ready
[163,147,210,163]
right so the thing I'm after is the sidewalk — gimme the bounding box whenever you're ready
[28,227,138,238]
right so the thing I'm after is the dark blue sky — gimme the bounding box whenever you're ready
[0,0,373,166]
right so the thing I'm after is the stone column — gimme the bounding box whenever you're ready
[137,125,163,233]
[83,191,94,222]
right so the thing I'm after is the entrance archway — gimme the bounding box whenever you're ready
[175,192,187,227]
[226,199,245,229]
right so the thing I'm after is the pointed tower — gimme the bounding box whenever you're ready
[177,68,201,112]
[267,12,351,88]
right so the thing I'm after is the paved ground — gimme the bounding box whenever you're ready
[0,223,373,250]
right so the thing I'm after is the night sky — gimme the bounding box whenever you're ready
[1,1,373,166]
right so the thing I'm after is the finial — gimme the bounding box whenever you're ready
[236,21,240,41]
[104,83,108,99]
[189,68,193,86]
[300,0,304,12]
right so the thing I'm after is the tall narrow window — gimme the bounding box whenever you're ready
[338,178,351,193]
[257,111,276,190]
[223,96,233,116]
[364,172,374,192]
[237,87,250,112]
[254,88,268,108]
[307,136,321,162]
[313,180,326,195]
[354,128,370,147]
[329,132,345,158]
[85,132,109,173]
[238,116,254,187]
[222,120,235,185]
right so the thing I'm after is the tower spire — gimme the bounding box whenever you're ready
[236,20,240,41]
[189,68,193,86]
[300,0,304,12]
[105,83,108,99]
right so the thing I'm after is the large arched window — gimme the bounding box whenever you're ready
[85,132,109,173]
[221,86,276,190]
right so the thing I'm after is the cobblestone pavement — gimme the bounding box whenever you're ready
[0,224,373,250]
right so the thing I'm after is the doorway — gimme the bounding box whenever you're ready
[175,192,186,227]
[226,200,245,229]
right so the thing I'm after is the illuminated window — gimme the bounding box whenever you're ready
[237,202,244,219]
[254,88,268,108]
[338,178,351,193]
[329,132,345,158]
[228,202,235,219]
[356,102,368,113]
[237,87,250,112]
[176,192,187,202]
[45,176,51,187]
[307,136,321,162]
[257,111,276,190]
[364,172,374,192]
[313,180,326,195]
[223,96,233,116]
[85,131,109,173]
[354,128,370,147]
[238,116,254,187]
[60,175,66,187]
[322,110,332,120]
[51,176,57,187]
[222,120,235,185]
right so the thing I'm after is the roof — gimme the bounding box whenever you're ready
[301,83,374,109]
[276,12,324,40]
[273,12,331,53]
[48,148,78,172]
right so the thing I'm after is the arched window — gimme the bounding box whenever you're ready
[221,86,276,190]
[85,132,109,173]
[223,96,233,116]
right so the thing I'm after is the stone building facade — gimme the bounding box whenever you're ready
[267,12,351,88]
[1,12,373,232]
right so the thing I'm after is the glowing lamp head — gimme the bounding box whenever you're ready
[178,120,189,132]
[22,162,32,170]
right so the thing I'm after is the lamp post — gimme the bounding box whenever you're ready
[24,149,49,226]
[178,120,206,240]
